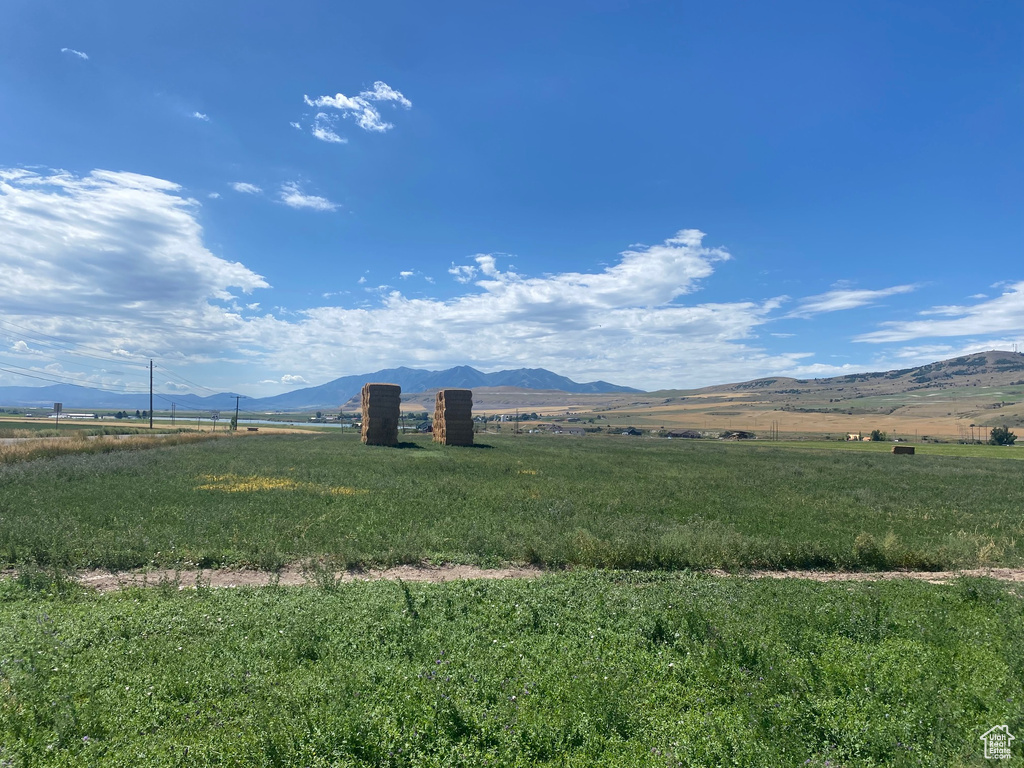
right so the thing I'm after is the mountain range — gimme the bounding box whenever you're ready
[0,366,641,412]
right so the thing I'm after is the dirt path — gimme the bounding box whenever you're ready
[4,564,1024,592]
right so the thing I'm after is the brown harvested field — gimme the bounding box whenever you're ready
[397,352,1024,439]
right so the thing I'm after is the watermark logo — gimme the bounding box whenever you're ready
[981,725,1015,760]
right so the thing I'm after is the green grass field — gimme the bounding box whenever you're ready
[2,432,1023,572]
[2,571,1021,767]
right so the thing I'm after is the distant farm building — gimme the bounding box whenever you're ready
[666,429,701,439]
[550,425,585,436]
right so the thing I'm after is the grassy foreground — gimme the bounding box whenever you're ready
[1,571,1021,767]
[2,432,1023,571]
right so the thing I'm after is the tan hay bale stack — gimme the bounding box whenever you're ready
[892,445,915,455]
[433,389,474,446]
[361,383,401,446]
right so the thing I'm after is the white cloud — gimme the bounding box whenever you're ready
[856,282,1024,343]
[311,113,346,144]
[192,112,210,121]
[246,302,260,311]
[208,192,221,199]
[289,122,302,130]
[448,264,477,283]
[0,173,848,392]
[11,340,40,355]
[164,381,190,392]
[230,182,262,194]
[278,182,338,212]
[357,276,367,285]
[789,284,917,318]
[0,167,268,386]
[60,47,88,60]
[281,374,309,385]
[233,229,800,390]
[399,271,415,279]
[302,80,411,134]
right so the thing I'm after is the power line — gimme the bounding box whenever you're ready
[0,322,227,400]
[0,361,148,393]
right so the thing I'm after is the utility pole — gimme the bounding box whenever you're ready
[171,403,175,427]
[149,360,154,429]
[234,395,241,431]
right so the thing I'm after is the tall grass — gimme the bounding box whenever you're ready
[2,433,1022,571]
[0,431,219,466]
[0,572,1020,766]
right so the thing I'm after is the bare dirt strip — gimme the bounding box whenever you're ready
[4,564,1024,592]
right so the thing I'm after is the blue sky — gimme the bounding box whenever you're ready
[0,1,1021,397]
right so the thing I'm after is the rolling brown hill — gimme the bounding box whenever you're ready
[393,351,1024,439]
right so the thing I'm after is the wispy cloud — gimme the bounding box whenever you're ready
[230,182,262,194]
[789,284,917,318]
[302,80,411,136]
[192,111,210,121]
[311,113,346,144]
[448,264,477,283]
[60,47,89,60]
[856,282,1024,343]
[208,192,221,199]
[278,182,338,212]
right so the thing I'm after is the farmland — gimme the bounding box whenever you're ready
[2,570,1022,766]
[2,431,1023,572]
[2,432,1023,765]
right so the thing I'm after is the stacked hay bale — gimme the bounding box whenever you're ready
[361,383,401,446]
[892,445,915,455]
[433,389,474,446]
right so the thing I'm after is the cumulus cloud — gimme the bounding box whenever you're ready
[856,282,1024,343]
[232,229,800,390]
[11,340,40,355]
[788,284,917,318]
[448,264,477,283]
[281,374,309,384]
[278,182,338,212]
[0,172,851,392]
[303,80,411,134]
[230,182,262,194]
[61,47,89,60]
[0,167,268,386]
[192,112,209,121]
[399,271,415,279]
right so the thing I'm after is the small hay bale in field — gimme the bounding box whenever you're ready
[892,445,915,455]
[433,389,474,446]
[361,383,401,446]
